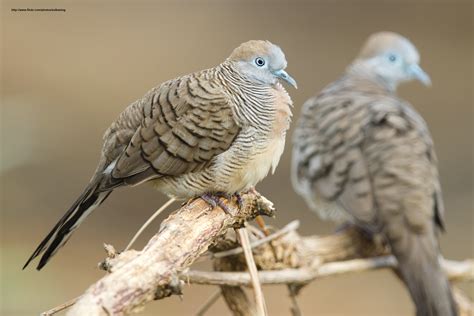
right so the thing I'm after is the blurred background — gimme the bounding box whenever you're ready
[1,0,472,315]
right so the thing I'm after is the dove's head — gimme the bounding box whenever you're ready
[228,40,297,88]
[353,32,431,89]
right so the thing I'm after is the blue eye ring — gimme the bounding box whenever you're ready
[255,57,265,67]
[388,54,397,62]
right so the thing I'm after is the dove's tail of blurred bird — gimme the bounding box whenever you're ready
[387,223,458,316]
[23,180,113,270]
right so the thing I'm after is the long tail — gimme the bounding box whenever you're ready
[387,224,458,316]
[23,183,112,270]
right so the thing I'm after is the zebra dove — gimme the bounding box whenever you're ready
[292,32,457,316]
[25,40,296,270]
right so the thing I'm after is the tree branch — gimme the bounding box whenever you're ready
[236,226,268,315]
[53,191,472,316]
[67,192,274,316]
[183,256,473,286]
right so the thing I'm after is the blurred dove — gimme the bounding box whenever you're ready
[25,40,296,270]
[292,32,456,316]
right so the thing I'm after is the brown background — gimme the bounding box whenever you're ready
[1,1,472,315]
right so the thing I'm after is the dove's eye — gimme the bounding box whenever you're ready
[254,57,265,67]
[388,54,397,63]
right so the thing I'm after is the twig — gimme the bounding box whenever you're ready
[288,285,302,316]
[236,226,268,316]
[195,289,221,316]
[440,257,474,282]
[255,215,272,237]
[41,296,81,316]
[452,286,473,316]
[124,197,175,251]
[213,220,300,258]
[214,235,257,316]
[183,256,474,286]
[247,224,266,238]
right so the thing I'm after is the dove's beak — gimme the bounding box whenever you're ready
[274,69,297,89]
[409,64,431,86]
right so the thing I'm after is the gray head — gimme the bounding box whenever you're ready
[227,40,297,88]
[352,32,431,89]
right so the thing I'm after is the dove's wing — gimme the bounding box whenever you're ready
[107,74,240,185]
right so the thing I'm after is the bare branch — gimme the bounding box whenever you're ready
[213,220,300,258]
[67,192,274,316]
[452,286,474,316]
[236,226,268,316]
[48,190,471,316]
[41,296,81,316]
[288,284,302,316]
[183,256,473,286]
[213,233,257,316]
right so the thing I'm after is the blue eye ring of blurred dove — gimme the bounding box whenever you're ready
[23,40,296,271]
[292,32,457,316]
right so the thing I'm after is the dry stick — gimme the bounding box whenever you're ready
[213,220,300,258]
[288,285,302,316]
[236,226,268,316]
[452,286,474,316]
[440,257,474,282]
[247,224,266,238]
[41,296,81,316]
[214,234,257,316]
[124,198,176,251]
[255,215,272,236]
[183,256,474,286]
[195,289,222,316]
[44,256,472,315]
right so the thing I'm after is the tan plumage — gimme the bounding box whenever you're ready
[292,32,456,316]
[25,40,295,270]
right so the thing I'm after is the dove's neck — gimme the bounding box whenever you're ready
[216,62,276,131]
[346,60,397,93]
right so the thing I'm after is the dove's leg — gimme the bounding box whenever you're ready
[200,193,235,216]
[200,193,218,208]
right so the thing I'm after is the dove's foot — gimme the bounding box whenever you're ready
[201,193,235,216]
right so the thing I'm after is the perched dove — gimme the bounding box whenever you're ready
[292,32,456,316]
[25,40,296,270]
